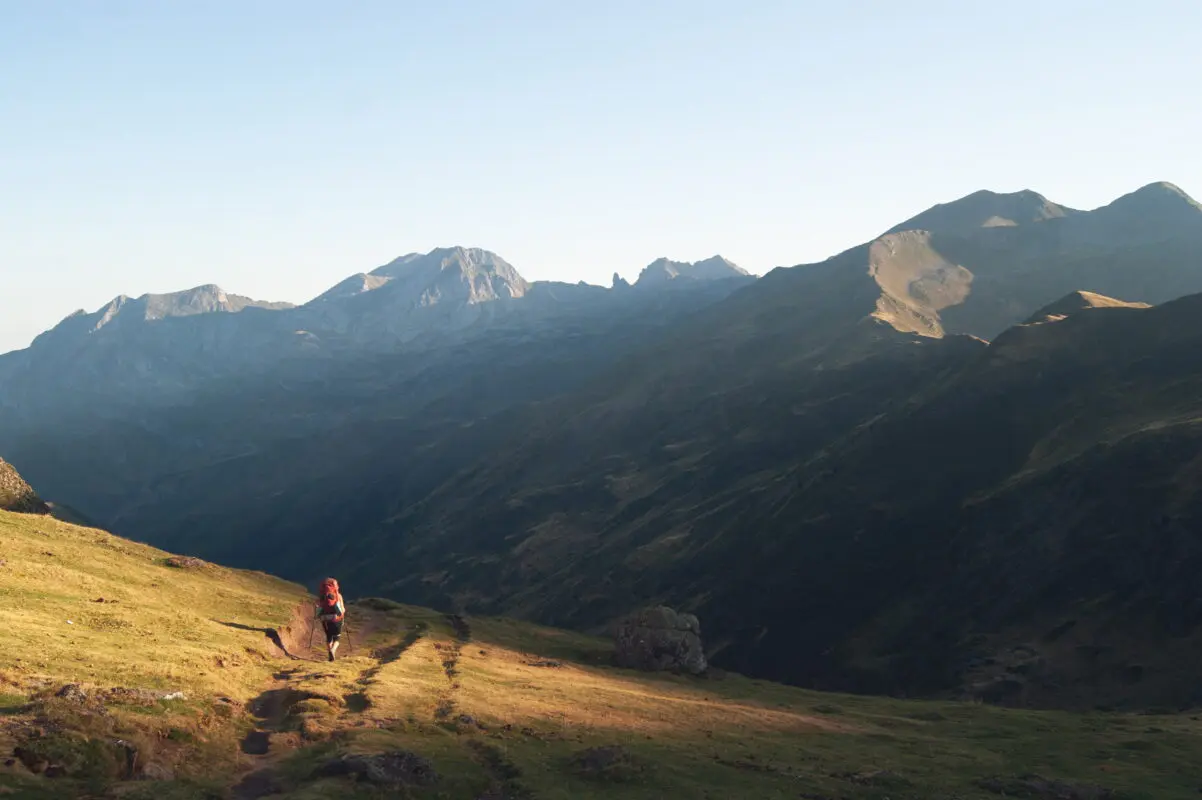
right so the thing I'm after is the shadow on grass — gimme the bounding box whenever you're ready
[357,623,429,686]
[216,620,322,663]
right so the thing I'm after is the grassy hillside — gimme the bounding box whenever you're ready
[2,510,1202,798]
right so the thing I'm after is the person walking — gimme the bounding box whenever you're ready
[315,577,346,662]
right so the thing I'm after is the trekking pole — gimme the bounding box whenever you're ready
[344,619,354,655]
[309,615,317,652]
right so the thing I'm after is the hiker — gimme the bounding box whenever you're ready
[315,577,346,662]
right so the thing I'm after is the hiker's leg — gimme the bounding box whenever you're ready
[327,620,343,661]
[322,620,336,659]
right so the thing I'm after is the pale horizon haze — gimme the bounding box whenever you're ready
[2,1,1200,353]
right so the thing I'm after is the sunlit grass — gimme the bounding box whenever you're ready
[0,510,302,701]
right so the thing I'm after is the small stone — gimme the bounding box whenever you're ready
[526,659,563,668]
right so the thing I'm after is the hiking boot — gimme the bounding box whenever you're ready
[328,651,335,662]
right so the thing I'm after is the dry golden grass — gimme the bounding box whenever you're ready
[0,510,302,701]
[455,640,847,737]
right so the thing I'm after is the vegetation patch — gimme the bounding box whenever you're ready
[0,691,27,715]
[14,730,135,783]
[567,745,647,784]
[976,774,1126,799]
[835,768,914,789]
[357,597,406,612]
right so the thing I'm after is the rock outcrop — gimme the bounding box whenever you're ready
[0,457,48,513]
[319,751,438,786]
[613,606,707,675]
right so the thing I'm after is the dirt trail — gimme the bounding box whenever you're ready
[442,615,537,799]
[228,607,534,798]
[433,614,470,721]
[230,681,304,798]
[227,603,410,798]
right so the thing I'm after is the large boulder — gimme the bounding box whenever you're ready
[613,606,707,675]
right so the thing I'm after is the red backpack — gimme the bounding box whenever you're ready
[318,577,341,612]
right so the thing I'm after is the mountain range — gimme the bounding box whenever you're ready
[3,181,1201,709]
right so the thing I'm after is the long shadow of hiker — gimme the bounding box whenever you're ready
[359,623,427,684]
[216,621,319,662]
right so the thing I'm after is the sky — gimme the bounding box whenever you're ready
[2,0,1200,353]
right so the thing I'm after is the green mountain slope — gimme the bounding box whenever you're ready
[4,509,1202,799]
[348,287,1202,709]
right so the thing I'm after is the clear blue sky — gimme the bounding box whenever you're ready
[2,0,1200,353]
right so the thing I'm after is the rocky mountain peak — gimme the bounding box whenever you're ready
[1024,290,1152,325]
[29,286,291,349]
[887,188,1077,235]
[313,247,531,306]
[635,255,748,286]
[1101,181,1202,218]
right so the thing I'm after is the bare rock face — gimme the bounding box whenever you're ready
[613,606,707,675]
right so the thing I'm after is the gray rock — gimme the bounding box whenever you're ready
[140,761,175,781]
[164,555,206,569]
[319,751,438,786]
[104,687,161,705]
[613,606,707,675]
[54,684,89,703]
